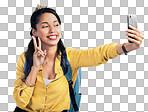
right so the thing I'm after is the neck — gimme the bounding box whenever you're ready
[41,44,58,61]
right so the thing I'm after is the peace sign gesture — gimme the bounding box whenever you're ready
[32,36,46,68]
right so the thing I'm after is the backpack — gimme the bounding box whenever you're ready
[62,54,82,112]
[23,54,82,112]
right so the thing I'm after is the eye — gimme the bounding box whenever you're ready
[55,24,59,26]
[42,26,48,28]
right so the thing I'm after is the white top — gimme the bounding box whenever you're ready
[44,78,54,86]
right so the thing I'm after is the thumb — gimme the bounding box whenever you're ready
[44,50,47,56]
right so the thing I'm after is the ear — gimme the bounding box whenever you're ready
[32,28,37,36]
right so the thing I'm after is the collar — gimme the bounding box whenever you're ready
[38,52,63,80]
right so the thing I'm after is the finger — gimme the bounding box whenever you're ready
[37,51,45,58]
[129,25,142,34]
[126,37,141,45]
[126,29,144,40]
[126,29,138,36]
[139,33,144,39]
[44,50,47,56]
[38,37,42,49]
[32,36,37,51]
[126,33,143,42]
[36,47,45,55]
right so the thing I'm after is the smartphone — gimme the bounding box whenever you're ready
[127,14,137,43]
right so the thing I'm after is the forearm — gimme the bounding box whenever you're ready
[13,66,40,107]
[25,66,40,87]
[116,43,137,55]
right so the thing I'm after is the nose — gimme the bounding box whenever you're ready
[50,26,55,33]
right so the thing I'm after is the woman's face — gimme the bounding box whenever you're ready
[33,13,61,47]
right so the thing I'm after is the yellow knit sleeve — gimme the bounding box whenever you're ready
[13,52,35,108]
[66,43,119,68]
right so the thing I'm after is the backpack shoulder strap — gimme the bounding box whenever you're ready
[62,55,72,82]
[23,59,27,73]
[62,55,79,111]
[74,68,81,94]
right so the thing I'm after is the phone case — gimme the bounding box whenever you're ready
[127,14,137,43]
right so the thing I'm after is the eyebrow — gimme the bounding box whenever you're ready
[40,20,58,25]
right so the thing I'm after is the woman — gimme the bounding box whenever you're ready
[13,4,144,112]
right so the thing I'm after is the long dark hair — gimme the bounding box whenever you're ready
[23,6,68,80]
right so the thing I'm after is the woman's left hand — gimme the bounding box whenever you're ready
[125,25,144,49]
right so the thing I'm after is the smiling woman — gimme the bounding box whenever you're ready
[32,13,61,47]
[13,5,69,112]
[13,4,144,112]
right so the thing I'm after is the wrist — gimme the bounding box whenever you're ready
[124,43,137,52]
[122,43,129,55]
[124,43,129,52]
[25,78,35,87]
[32,65,40,71]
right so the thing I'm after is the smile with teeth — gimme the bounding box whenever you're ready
[47,36,57,40]
[48,36,56,38]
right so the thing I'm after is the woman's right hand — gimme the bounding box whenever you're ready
[32,36,46,68]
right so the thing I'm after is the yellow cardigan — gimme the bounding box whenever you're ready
[13,43,119,112]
